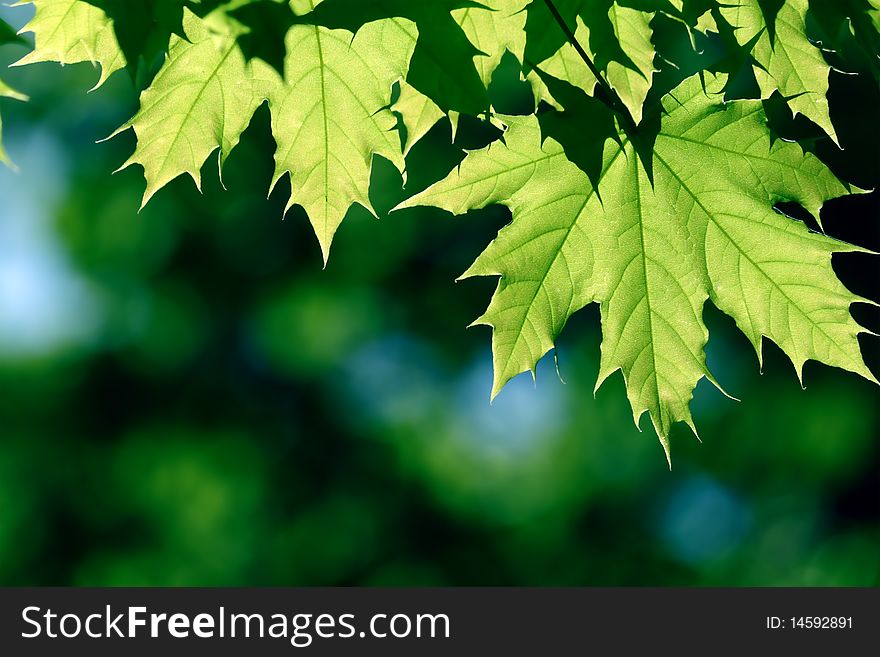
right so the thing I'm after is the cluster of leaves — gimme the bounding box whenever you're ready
[2,0,879,460]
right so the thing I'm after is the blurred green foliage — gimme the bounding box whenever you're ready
[0,4,878,586]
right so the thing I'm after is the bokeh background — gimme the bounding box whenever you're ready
[1,3,878,586]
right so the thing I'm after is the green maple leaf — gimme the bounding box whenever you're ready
[111,9,268,207]
[398,73,874,460]
[265,15,416,261]
[720,0,838,142]
[599,3,656,123]
[13,0,125,89]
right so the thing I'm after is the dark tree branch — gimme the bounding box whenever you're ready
[541,0,635,127]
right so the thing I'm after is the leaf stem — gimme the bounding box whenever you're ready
[541,0,635,126]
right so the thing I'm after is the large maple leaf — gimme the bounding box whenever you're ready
[398,73,874,460]
[13,0,125,89]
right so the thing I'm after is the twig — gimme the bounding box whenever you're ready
[541,0,635,126]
